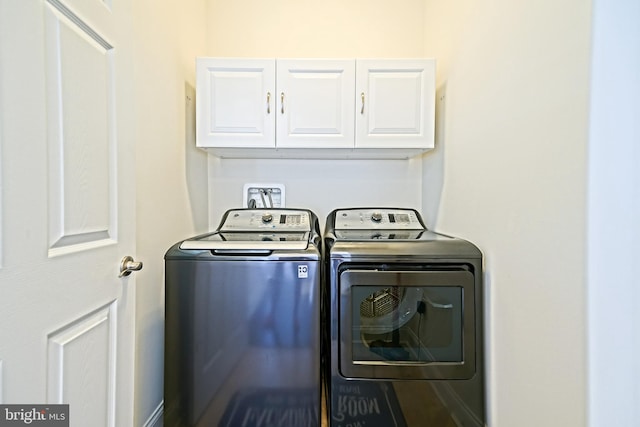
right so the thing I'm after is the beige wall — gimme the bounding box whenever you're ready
[132,1,209,425]
[206,0,425,57]
[423,1,591,426]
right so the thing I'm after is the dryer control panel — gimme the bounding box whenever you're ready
[334,208,424,230]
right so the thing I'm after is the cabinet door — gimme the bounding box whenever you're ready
[276,59,355,148]
[196,58,275,148]
[356,59,435,148]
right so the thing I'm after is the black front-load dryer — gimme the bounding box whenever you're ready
[323,207,485,427]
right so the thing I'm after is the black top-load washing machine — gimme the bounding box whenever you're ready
[324,207,485,427]
[164,208,322,427]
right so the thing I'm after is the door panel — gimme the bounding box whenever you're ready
[47,302,117,426]
[45,2,116,254]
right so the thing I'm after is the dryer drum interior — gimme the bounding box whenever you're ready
[359,286,455,360]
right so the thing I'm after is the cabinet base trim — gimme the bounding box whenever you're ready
[199,147,432,160]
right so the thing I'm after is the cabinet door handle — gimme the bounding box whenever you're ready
[266,92,271,114]
[281,92,285,114]
[361,92,365,114]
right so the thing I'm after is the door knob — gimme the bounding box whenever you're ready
[119,255,143,277]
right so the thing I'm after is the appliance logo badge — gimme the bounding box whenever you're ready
[297,265,308,279]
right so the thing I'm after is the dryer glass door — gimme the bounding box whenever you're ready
[339,268,475,380]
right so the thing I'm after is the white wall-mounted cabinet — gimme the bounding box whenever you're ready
[355,59,435,149]
[196,58,275,148]
[196,57,435,159]
[276,59,355,149]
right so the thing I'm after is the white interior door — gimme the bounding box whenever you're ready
[0,1,137,426]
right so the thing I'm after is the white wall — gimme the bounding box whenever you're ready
[422,1,591,426]
[207,158,424,228]
[587,0,640,425]
[206,0,425,58]
[132,2,209,425]
[205,0,429,225]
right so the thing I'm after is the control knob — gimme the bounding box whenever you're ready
[371,212,383,223]
[262,212,273,223]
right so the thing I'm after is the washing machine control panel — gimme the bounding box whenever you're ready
[334,208,424,230]
[220,209,311,231]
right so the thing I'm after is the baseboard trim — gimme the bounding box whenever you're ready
[143,401,163,427]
